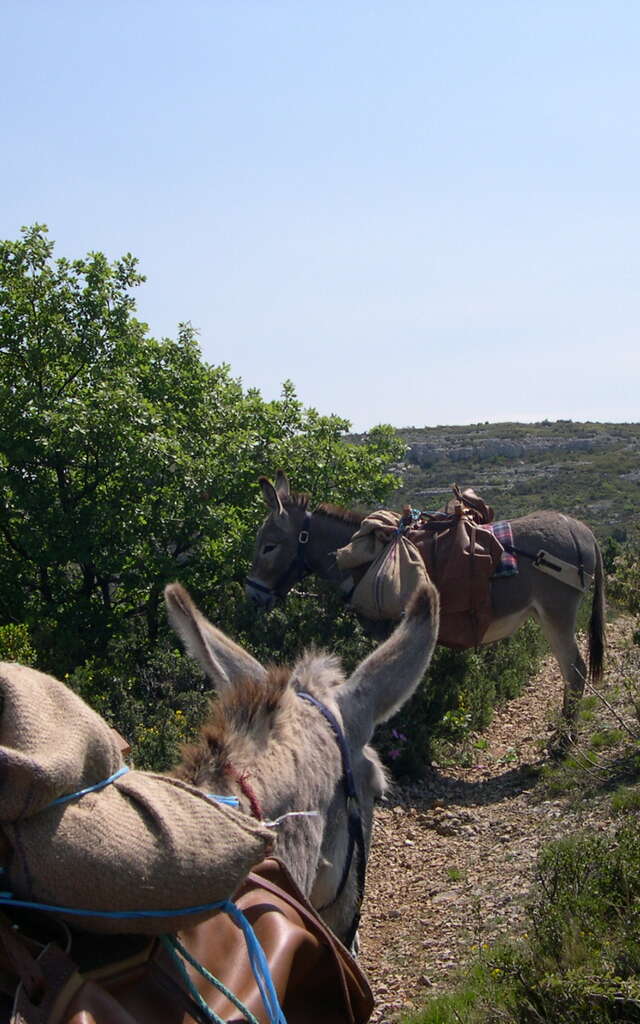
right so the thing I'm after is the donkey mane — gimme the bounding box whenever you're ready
[282,491,311,512]
[174,651,346,790]
[315,503,364,528]
[175,667,293,786]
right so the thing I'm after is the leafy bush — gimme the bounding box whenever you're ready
[0,622,36,664]
[0,226,403,676]
[609,546,640,619]
[611,786,640,815]
[67,632,210,771]
[405,820,640,1023]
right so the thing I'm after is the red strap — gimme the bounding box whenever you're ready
[223,764,264,820]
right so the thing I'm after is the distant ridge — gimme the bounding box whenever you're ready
[352,421,640,543]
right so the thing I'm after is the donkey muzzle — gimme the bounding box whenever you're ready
[245,578,277,611]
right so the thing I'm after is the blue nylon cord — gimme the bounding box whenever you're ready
[219,901,287,1024]
[206,794,240,807]
[43,766,240,812]
[160,937,229,1024]
[0,894,228,919]
[163,935,267,1024]
[45,765,131,808]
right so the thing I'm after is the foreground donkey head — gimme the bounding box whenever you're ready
[166,581,439,946]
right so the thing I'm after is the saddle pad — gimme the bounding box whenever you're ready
[479,521,518,577]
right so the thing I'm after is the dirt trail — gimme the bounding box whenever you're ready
[359,619,633,1022]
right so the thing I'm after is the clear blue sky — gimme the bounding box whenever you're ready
[2,1,638,431]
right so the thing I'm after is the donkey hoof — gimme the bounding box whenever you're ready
[546,727,575,759]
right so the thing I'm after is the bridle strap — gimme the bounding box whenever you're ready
[297,692,367,948]
[246,510,313,600]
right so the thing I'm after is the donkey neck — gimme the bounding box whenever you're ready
[306,508,361,586]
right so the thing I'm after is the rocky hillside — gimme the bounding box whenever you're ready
[353,421,640,543]
[405,429,629,467]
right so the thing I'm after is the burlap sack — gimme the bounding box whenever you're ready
[336,511,429,621]
[0,662,272,933]
[335,509,400,571]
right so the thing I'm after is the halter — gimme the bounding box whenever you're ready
[297,692,367,950]
[246,509,313,601]
[221,688,366,949]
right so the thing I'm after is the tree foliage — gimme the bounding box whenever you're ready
[0,225,403,676]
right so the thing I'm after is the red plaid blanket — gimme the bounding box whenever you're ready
[479,521,518,577]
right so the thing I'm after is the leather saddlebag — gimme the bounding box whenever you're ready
[408,510,503,648]
[0,859,373,1024]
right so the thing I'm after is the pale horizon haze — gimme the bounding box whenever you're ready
[2,2,639,432]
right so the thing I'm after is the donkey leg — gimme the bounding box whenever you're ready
[537,610,587,745]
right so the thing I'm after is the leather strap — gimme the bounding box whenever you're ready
[11,944,79,1024]
[296,694,367,948]
[0,916,44,1005]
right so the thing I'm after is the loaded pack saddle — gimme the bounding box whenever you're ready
[405,485,503,649]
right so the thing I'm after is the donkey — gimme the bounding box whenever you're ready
[166,578,439,948]
[246,472,606,743]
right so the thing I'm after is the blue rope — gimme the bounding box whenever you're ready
[218,901,287,1024]
[207,794,240,807]
[45,765,130,808]
[0,894,229,919]
[42,766,240,813]
[162,935,261,1024]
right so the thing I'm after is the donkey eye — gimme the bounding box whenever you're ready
[262,543,277,555]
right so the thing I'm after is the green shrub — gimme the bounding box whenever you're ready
[589,729,625,752]
[609,546,640,616]
[0,623,37,665]
[67,633,210,771]
[406,820,640,1024]
[611,785,640,815]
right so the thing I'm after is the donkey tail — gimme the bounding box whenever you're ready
[588,537,606,685]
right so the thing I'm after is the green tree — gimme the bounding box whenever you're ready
[0,225,403,675]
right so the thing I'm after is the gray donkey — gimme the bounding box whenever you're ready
[246,472,606,744]
[166,579,439,947]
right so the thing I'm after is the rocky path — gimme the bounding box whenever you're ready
[359,619,634,1022]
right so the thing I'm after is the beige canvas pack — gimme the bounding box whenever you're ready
[336,510,429,621]
[0,662,272,933]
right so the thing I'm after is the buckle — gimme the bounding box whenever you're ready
[298,530,310,544]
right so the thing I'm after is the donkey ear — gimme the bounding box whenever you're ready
[259,476,285,516]
[165,584,266,690]
[337,583,440,749]
[274,470,291,500]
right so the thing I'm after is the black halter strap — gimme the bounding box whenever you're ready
[246,509,313,600]
[297,691,367,949]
